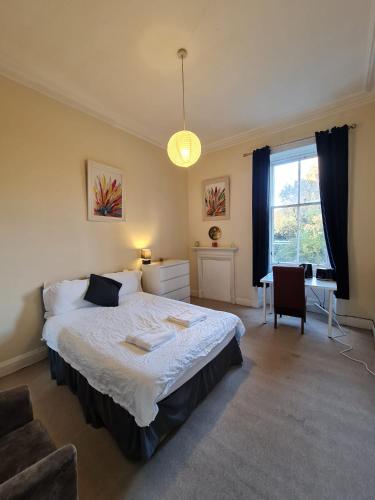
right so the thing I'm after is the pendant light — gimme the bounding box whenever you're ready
[167,48,201,168]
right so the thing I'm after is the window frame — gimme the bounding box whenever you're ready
[269,142,329,268]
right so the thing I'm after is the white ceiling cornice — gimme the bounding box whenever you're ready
[203,89,375,154]
[0,53,164,150]
[365,2,375,91]
[1,2,375,157]
[2,53,375,156]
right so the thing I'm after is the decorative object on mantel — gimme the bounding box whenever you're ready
[202,176,230,220]
[141,248,151,265]
[167,48,201,168]
[209,225,221,247]
[208,225,222,244]
[87,160,125,221]
[194,241,200,247]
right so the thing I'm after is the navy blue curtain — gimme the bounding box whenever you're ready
[315,125,349,299]
[252,146,271,287]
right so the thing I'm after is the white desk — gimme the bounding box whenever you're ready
[260,272,337,337]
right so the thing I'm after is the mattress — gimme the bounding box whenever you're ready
[42,292,245,427]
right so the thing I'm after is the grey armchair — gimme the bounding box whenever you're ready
[0,385,78,500]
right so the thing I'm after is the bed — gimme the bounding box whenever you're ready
[42,278,245,460]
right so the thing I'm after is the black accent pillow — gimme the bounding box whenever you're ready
[84,274,122,307]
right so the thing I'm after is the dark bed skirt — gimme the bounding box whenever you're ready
[48,337,243,460]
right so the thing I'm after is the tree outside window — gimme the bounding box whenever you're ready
[271,155,329,266]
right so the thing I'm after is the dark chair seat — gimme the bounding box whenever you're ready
[0,420,56,484]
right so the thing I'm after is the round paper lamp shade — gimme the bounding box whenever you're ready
[167,130,201,167]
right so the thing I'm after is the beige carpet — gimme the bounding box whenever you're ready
[1,299,374,500]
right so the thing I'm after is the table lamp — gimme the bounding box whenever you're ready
[141,248,151,265]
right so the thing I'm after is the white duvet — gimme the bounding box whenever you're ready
[42,292,245,427]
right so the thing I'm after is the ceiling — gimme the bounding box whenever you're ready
[0,0,374,151]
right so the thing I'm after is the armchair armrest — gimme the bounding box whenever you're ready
[0,444,78,500]
[0,386,33,438]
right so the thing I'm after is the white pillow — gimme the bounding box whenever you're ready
[103,270,142,296]
[43,279,92,318]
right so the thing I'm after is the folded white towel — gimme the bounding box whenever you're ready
[126,329,175,352]
[167,311,207,328]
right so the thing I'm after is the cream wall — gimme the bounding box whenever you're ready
[1,74,374,367]
[0,76,188,363]
[188,100,375,323]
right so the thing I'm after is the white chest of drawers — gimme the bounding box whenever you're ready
[141,260,190,302]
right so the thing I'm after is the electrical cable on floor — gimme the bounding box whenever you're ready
[314,302,375,377]
[310,288,323,307]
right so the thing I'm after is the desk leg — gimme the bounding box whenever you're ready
[328,290,333,338]
[263,282,267,323]
[270,283,273,315]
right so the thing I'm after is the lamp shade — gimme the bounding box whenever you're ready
[141,248,151,260]
[167,130,201,168]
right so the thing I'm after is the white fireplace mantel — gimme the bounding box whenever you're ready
[192,246,238,252]
[192,246,238,303]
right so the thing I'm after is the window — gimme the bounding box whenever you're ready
[270,142,329,267]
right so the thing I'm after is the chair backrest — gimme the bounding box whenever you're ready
[273,266,305,311]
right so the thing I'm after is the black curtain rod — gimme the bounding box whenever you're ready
[242,123,357,158]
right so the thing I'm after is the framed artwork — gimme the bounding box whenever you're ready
[202,176,230,220]
[87,160,125,221]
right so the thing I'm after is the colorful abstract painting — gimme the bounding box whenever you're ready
[202,176,230,220]
[87,161,125,221]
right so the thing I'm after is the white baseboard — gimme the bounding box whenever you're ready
[0,346,47,378]
[307,303,374,332]
[235,297,258,308]
[334,314,374,333]
[191,290,258,308]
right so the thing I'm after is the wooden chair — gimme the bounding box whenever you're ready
[273,266,306,334]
